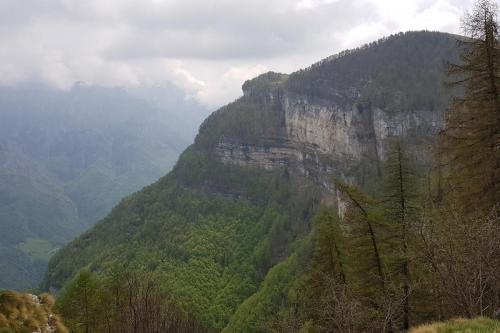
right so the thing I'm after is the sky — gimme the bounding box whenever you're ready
[0,0,478,108]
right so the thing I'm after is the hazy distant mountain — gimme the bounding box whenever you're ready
[0,83,207,290]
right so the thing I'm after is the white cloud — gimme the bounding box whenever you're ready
[295,0,340,10]
[223,65,270,83]
[194,64,270,107]
[0,0,474,107]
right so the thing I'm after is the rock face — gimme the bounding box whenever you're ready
[208,31,458,193]
[215,80,444,191]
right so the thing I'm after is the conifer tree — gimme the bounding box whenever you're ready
[56,270,100,333]
[302,209,361,333]
[442,0,500,212]
[381,142,418,331]
[310,209,347,284]
[335,180,385,287]
[335,180,398,332]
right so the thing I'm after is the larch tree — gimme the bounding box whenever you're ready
[381,141,419,331]
[335,180,385,289]
[301,209,358,333]
[441,0,500,212]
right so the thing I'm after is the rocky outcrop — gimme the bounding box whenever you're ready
[215,83,444,189]
[211,31,457,190]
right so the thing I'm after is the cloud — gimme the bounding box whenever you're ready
[101,0,375,60]
[0,0,473,108]
[193,64,270,106]
[295,0,340,10]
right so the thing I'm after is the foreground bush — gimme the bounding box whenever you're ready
[0,290,67,333]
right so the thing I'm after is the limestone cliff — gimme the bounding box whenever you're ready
[212,30,455,191]
[217,93,443,183]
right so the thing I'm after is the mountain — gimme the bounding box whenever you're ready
[0,84,206,290]
[43,31,460,331]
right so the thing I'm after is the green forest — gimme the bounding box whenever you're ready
[2,1,500,333]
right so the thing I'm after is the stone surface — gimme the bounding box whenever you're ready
[215,83,443,190]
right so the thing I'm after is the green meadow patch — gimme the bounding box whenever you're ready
[18,238,55,262]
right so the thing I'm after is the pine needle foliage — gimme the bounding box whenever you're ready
[381,141,420,330]
[441,0,500,212]
[334,180,385,290]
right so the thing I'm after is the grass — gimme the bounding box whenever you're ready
[18,238,54,262]
[410,317,500,333]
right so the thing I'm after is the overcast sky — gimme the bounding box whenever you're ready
[0,0,477,108]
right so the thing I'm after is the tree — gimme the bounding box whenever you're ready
[56,270,101,333]
[419,206,500,318]
[301,209,361,333]
[335,180,385,288]
[56,268,209,333]
[381,142,419,330]
[441,0,500,212]
[334,180,398,332]
[309,209,347,285]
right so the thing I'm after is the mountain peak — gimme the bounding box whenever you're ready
[45,31,461,331]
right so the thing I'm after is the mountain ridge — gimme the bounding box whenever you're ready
[44,31,460,331]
